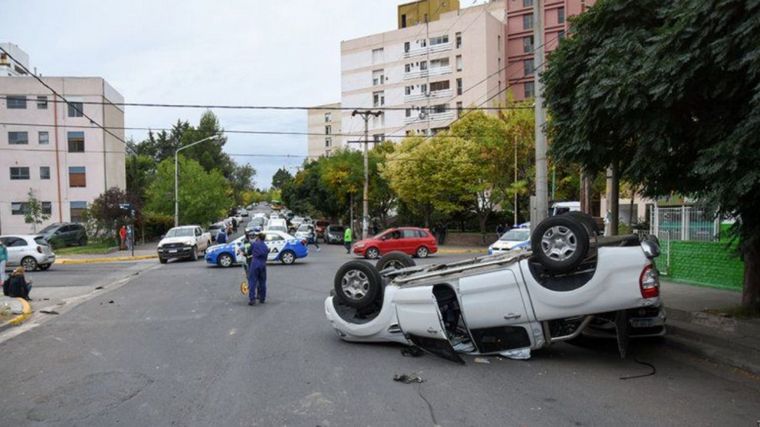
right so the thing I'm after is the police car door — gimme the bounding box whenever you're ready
[264,232,286,261]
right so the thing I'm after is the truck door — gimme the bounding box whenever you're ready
[394,286,464,364]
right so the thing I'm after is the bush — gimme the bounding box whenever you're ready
[142,211,174,240]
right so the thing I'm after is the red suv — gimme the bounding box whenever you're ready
[352,227,437,259]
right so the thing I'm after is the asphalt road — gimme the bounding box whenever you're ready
[0,243,758,426]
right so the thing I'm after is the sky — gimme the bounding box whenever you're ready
[2,0,489,188]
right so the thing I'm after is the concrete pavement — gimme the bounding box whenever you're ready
[0,244,758,425]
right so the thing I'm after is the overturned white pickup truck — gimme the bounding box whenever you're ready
[324,213,664,363]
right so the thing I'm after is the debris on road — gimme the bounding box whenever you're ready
[393,373,424,384]
[108,300,114,304]
[95,286,104,290]
[39,310,59,315]
[500,348,531,360]
[473,357,490,364]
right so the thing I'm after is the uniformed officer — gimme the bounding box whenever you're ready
[246,233,269,305]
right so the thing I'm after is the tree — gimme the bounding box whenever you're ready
[229,163,257,205]
[126,153,155,204]
[24,188,49,233]
[89,187,139,240]
[543,0,760,309]
[146,156,232,226]
[271,167,294,190]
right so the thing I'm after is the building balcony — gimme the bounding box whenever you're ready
[403,66,452,80]
[404,110,455,124]
[404,43,452,58]
[404,89,452,103]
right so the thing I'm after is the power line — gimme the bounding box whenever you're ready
[0,45,130,149]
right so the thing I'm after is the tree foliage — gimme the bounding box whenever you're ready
[24,188,49,233]
[271,168,294,190]
[543,0,760,308]
[145,156,232,226]
[89,187,139,239]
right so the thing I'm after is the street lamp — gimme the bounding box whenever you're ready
[174,135,220,227]
[351,109,383,240]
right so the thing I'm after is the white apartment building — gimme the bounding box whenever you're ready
[307,102,342,159]
[0,45,126,234]
[340,0,506,147]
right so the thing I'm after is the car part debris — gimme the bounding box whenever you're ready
[499,348,531,360]
[39,310,59,315]
[95,286,104,290]
[473,357,491,364]
[401,346,425,358]
[108,300,114,304]
[393,373,424,384]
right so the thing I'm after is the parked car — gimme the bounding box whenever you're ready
[208,221,227,242]
[205,230,308,267]
[294,224,315,244]
[324,225,345,244]
[265,218,288,233]
[488,228,531,255]
[324,214,664,363]
[156,226,212,263]
[352,227,437,259]
[0,235,56,271]
[246,216,266,233]
[37,222,88,247]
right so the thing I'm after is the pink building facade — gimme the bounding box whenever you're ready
[505,0,596,100]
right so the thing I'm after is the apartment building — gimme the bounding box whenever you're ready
[340,0,507,148]
[505,0,596,99]
[307,102,342,159]
[0,45,126,234]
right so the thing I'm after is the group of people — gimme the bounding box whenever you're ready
[0,241,32,300]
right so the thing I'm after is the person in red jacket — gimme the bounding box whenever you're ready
[119,225,127,250]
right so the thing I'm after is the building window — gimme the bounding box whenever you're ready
[524,59,535,76]
[372,48,384,64]
[430,57,449,69]
[324,112,331,122]
[558,7,565,24]
[404,41,411,53]
[325,137,332,148]
[430,80,450,92]
[8,131,29,145]
[429,35,449,46]
[456,101,463,118]
[11,202,29,215]
[70,201,87,222]
[40,166,51,180]
[523,36,534,53]
[39,131,49,145]
[69,167,86,187]
[10,167,30,180]
[455,32,462,48]
[525,81,535,98]
[36,95,48,109]
[68,131,85,152]
[456,78,463,96]
[524,14,534,30]
[498,35,502,49]
[372,69,385,86]
[42,202,52,215]
[405,63,412,73]
[431,104,448,114]
[373,91,385,107]
[68,102,84,117]
[405,108,413,118]
[523,0,533,6]
[405,85,413,96]
[401,14,407,28]
[456,55,463,71]
[6,95,27,109]
[325,125,331,135]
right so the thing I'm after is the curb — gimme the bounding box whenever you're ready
[437,249,487,255]
[55,255,157,265]
[0,298,32,333]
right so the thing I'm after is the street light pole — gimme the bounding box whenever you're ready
[174,135,219,227]
[351,110,382,240]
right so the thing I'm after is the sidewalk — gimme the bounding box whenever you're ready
[660,280,760,375]
[55,241,158,264]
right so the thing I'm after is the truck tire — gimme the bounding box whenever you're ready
[334,261,382,309]
[531,216,589,273]
[376,251,415,272]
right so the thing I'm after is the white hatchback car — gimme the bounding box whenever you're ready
[0,235,56,271]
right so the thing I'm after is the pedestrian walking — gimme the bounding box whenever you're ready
[0,240,7,286]
[496,223,505,240]
[126,225,134,251]
[3,267,32,300]
[216,227,228,244]
[344,226,353,254]
[246,232,269,305]
[306,224,320,252]
[119,225,127,250]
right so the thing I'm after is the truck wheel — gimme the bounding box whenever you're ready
[531,216,589,273]
[191,246,198,261]
[334,261,381,309]
[159,257,168,264]
[376,251,415,272]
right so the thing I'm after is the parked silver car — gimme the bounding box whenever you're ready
[0,235,56,271]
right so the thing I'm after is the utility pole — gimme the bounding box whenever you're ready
[425,14,431,137]
[351,110,382,240]
[514,135,519,227]
[532,0,549,226]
